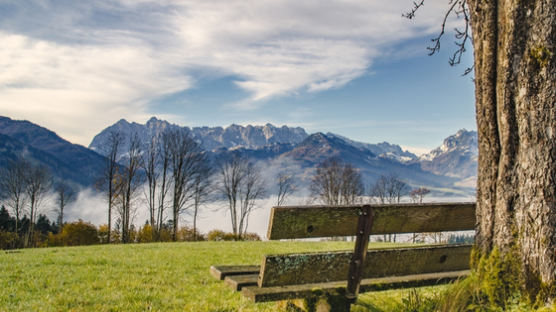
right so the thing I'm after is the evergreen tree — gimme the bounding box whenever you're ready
[0,205,15,232]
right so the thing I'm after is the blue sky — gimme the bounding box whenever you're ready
[0,1,475,154]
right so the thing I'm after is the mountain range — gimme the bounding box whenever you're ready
[90,117,478,196]
[89,117,309,154]
[0,116,478,196]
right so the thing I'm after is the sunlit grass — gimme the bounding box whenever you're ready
[1,241,433,311]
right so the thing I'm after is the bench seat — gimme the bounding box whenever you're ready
[212,264,469,302]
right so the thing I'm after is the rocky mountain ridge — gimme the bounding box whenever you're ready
[418,129,478,183]
[89,117,309,153]
[89,117,478,195]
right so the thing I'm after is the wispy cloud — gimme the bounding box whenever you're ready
[0,1,457,144]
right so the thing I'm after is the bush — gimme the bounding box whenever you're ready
[137,224,154,243]
[207,230,228,241]
[207,230,260,241]
[178,226,205,241]
[158,228,173,242]
[0,231,19,249]
[207,230,237,241]
[47,220,99,246]
[98,224,109,244]
[242,232,261,241]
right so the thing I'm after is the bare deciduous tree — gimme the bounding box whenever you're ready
[218,155,265,239]
[116,133,143,243]
[165,129,208,241]
[55,183,75,228]
[369,173,408,242]
[369,174,409,204]
[0,158,28,237]
[191,163,213,241]
[141,134,159,232]
[155,132,172,239]
[310,157,363,205]
[238,161,265,237]
[276,172,296,206]
[409,187,430,204]
[24,164,51,247]
[102,130,123,243]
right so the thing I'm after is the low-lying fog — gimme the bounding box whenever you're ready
[59,189,474,240]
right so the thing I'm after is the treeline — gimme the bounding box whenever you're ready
[0,206,58,249]
[0,158,73,248]
[0,206,260,249]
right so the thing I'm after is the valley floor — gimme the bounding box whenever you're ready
[0,241,441,311]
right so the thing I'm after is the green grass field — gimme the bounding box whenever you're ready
[0,241,440,312]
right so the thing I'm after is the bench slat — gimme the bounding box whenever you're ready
[244,270,470,302]
[225,274,259,291]
[210,265,260,280]
[267,202,476,239]
[258,244,471,287]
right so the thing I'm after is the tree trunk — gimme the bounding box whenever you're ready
[108,186,112,244]
[468,0,556,296]
[173,201,178,242]
[193,203,198,241]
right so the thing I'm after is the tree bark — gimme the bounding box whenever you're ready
[468,0,556,294]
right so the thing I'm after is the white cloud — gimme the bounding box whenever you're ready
[0,1,460,144]
[0,31,191,144]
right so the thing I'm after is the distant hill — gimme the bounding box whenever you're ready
[325,133,417,163]
[0,116,107,187]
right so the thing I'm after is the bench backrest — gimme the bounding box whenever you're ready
[259,202,476,289]
[267,202,476,239]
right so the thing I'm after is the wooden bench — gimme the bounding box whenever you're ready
[211,202,475,311]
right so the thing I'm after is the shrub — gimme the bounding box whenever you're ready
[47,220,99,246]
[137,224,154,243]
[207,230,228,241]
[98,224,109,244]
[178,226,205,241]
[242,232,261,241]
[207,230,260,241]
[158,228,173,242]
[0,231,19,249]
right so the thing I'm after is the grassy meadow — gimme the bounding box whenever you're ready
[0,241,441,312]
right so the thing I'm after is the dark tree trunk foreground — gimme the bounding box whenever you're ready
[468,0,555,296]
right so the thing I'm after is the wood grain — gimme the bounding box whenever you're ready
[244,270,470,302]
[267,202,476,239]
[258,244,471,287]
[210,265,260,280]
[225,274,259,291]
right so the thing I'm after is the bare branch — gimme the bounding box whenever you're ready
[402,0,424,20]
[310,157,363,205]
[277,172,296,206]
[164,128,209,241]
[405,0,473,75]
[427,0,459,56]
[217,154,265,238]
